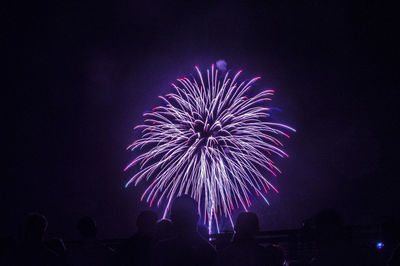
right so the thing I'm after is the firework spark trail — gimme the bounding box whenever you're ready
[125,64,295,231]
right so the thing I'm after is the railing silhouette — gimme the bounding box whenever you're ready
[208,224,385,260]
[64,224,392,262]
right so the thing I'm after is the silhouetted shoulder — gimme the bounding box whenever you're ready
[66,240,115,266]
[118,210,158,266]
[217,212,269,266]
[153,234,216,266]
[16,242,59,266]
[217,241,266,266]
[152,196,216,266]
[15,213,59,266]
[66,216,115,266]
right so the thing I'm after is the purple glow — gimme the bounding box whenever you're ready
[125,64,295,230]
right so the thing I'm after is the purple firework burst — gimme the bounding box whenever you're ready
[125,64,295,232]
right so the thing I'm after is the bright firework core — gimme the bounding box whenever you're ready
[125,64,295,233]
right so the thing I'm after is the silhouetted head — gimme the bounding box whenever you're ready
[24,213,48,242]
[77,216,97,238]
[234,212,259,240]
[170,195,199,232]
[156,219,173,240]
[136,210,158,235]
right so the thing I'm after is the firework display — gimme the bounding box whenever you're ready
[125,64,295,232]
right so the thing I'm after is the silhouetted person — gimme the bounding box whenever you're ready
[153,195,216,266]
[15,213,58,266]
[66,216,114,266]
[310,209,377,266]
[118,210,158,266]
[155,219,173,242]
[47,238,67,265]
[264,244,285,266]
[217,212,266,266]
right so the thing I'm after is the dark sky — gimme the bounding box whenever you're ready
[3,1,399,240]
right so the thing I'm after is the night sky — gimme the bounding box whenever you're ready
[3,1,399,240]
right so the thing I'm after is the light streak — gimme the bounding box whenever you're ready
[125,64,295,230]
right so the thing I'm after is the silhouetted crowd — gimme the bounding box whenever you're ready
[1,196,399,266]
